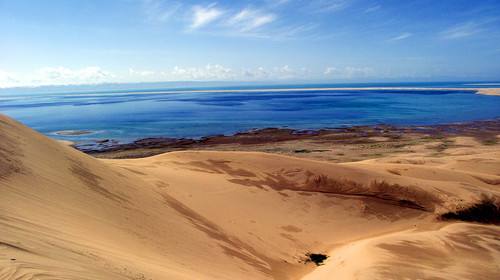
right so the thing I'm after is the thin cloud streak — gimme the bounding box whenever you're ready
[441,22,482,39]
[364,4,381,13]
[228,8,277,32]
[307,0,351,13]
[388,32,412,41]
[142,0,182,23]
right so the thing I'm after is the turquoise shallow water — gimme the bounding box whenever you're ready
[1,83,500,143]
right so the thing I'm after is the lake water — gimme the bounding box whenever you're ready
[1,83,500,143]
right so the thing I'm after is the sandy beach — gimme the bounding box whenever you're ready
[1,113,499,279]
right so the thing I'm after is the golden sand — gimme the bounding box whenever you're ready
[1,114,499,279]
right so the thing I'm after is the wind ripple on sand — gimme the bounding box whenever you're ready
[1,114,499,279]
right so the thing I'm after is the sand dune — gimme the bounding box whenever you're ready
[303,223,500,280]
[1,114,499,279]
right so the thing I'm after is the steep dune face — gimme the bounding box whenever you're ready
[1,115,291,280]
[1,114,499,279]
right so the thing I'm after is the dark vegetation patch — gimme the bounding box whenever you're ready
[173,160,256,177]
[434,139,455,152]
[481,138,498,146]
[306,175,438,211]
[387,169,401,176]
[278,191,289,197]
[281,225,302,233]
[230,170,439,211]
[304,253,328,266]
[294,149,329,153]
[439,197,500,225]
[294,149,311,153]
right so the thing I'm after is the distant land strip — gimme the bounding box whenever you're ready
[56,87,500,97]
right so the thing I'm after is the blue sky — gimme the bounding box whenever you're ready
[1,0,500,87]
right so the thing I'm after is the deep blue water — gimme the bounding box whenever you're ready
[1,83,500,143]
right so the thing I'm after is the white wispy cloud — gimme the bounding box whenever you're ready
[225,22,319,40]
[324,66,374,78]
[142,0,182,23]
[0,64,323,88]
[0,66,115,88]
[165,64,309,81]
[364,4,381,13]
[308,0,351,13]
[190,3,224,29]
[0,69,20,88]
[139,1,318,40]
[243,66,270,79]
[244,65,312,80]
[441,22,482,39]
[274,65,295,78]
[169,64,235,80]
[129,68,156,77]
[35,66,114,85]
[270,0,291,6]
[273,23,320,39]
[388,32,412,41]
[228,8,276,31]
[324,67,335,75]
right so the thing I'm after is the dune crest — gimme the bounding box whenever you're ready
[1,114,499,279]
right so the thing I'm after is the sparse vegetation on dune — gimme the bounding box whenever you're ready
[304,253,329,266]
[440,197,500,225]
[2,114,500,279]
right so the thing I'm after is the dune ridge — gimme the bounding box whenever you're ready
[1,114,499,279]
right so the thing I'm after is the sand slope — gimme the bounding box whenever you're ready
[1,114,499,279]
[303,223,500,280]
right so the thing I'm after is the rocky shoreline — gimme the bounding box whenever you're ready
[76,119,500,159]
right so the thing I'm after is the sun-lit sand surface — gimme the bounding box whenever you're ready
[476,88,500,96]
[56,139,75,146]
[1,114,499,279]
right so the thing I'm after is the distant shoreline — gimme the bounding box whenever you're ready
[51,87,500,97]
